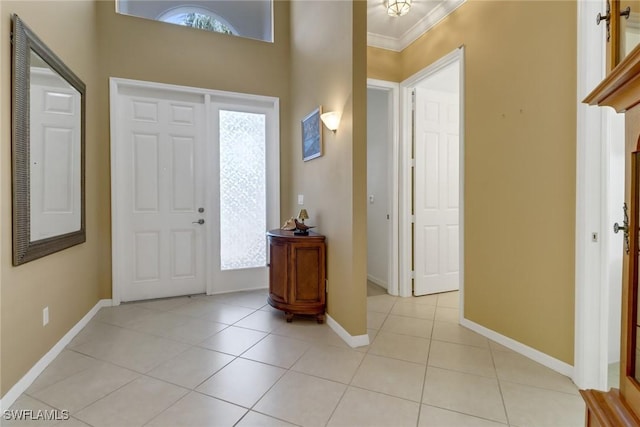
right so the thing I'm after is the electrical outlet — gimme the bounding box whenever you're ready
[298,194,304,205]
[43,307,49,326]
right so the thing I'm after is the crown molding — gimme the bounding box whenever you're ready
[368,0,466,52]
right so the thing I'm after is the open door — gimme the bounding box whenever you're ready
[413,87,460,296]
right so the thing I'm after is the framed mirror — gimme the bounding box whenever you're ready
[11,14,85,265]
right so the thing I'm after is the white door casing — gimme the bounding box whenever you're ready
[367,78,400,296]
[413,88,460,296]
[208,101,279,293]
[110,78,280,304]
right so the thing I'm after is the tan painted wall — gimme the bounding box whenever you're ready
[0,0,367,397]
[96,0,292,221]
[368,0,577,364]
[0,0,292,398]
[0,1,106,396]
[288,0,367,335]
[367,46,401,82]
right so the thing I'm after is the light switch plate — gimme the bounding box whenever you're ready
[298,194,304,205]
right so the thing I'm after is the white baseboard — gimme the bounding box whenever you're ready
[367,274,387,289]
[461,318,574,378]
[0,299,113,411]
[326,314,370,348]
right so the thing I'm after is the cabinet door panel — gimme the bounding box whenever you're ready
[269,239,288,304]
[292,245,323,303]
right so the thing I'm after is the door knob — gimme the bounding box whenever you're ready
[614,203,630,254]
[621,6,631,20]
[597,0,612,41]
[192,219,205,225]
[613,222,627,233]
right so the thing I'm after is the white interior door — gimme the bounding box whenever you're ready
[115,89,207,302]
[414,87,459,296]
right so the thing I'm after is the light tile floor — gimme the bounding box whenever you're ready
[6,290,585,427]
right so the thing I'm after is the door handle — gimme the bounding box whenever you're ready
[613,222,627,233]
[192,219,205,225]
[597,0,611,41]
[613,203,630,254]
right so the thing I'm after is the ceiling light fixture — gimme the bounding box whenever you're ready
[387,0,412,17]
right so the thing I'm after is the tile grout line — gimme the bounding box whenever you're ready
[415,294,439,427]
[488,341,513,427]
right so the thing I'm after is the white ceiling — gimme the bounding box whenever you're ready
[367,0,466,51]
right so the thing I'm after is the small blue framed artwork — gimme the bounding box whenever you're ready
[302,106,322,161]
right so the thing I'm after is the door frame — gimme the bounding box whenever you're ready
[399,47,465,302]
[574,0,623,391]
[366,78,400,296]
[109,77,279,305]
[207,98,281,294]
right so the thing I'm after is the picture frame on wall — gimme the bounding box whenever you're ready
[302,106,322,161]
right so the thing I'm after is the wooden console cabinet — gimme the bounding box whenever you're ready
[267,229,326,323]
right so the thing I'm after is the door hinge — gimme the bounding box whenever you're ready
[410,271,415,279]
[410,159,416,168]
[410,215,415,223]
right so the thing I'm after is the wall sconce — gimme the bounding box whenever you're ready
[387,0,412,17]
[320,111,341,133]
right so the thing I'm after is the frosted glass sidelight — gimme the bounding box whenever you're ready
[219,110,267,270]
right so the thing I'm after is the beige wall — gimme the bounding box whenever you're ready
[288,0,367,335]
[97,1,291,104]
[0,0,371,397]
[368,0,577,364]
[367,46,401,82]
[96,0,292,225]
[0,1,106,395]
[0,0,292,398]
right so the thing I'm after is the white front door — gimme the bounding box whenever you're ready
[115,90,207,301]
[111,79,280,303]
[414,87,460,296]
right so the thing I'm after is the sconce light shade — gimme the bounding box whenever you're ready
[320,111,341,132]
[387,0,412,17]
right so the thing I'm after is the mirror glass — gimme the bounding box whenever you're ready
[12,15,85,265]
[619,1,640,61]
[29,50,82,241]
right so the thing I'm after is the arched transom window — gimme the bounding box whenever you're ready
[157,6,237,35]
